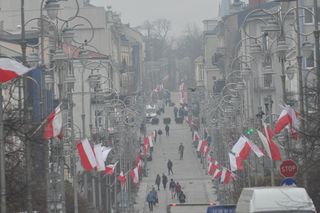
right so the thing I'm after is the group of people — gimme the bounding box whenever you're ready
[173,106,188,119]
[169,179,186,203]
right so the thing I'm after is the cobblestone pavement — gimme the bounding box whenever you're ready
[134,92,217,213]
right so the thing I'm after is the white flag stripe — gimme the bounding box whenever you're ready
[229,153,238,172]
[94,144,105,171]
[247,141,264,158]
[257,130,272,159]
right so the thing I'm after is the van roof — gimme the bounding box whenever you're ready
[236,187,316,212]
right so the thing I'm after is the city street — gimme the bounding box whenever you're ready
[134,92,217,213]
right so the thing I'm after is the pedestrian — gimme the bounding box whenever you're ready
[155,174,161,190]
[179,190,186,203]
[165,124,170,136]
[173,106,178,119]
[169,179,176,199]
[151,187,158,206]
[146,190,155,211]
[157,128,163,143]
[162,173,168,190]
[167,159,173,175]
[178,143,184,160]
[175,182,182,199]
[154,129,157,142]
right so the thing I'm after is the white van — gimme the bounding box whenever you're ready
[236,187,316,213]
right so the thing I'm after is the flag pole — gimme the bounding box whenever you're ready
[0,85,6,213]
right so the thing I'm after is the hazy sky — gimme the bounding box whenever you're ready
[90,0,219,36]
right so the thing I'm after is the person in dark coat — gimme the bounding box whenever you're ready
[146,190,155,211]
[167,159,173,175]
[179,191,186,203]
[165,124,170,136]
[155,174,161,190]
[173,106,178,119]
[157,129,163,142]
[178,143,184,160]
[162,173,168,190]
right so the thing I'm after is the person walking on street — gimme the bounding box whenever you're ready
[162,173,168,190]
[178,143,184,160]
[173,106,178,119]
[155,174,161,190]
[167,159,173,175]
[146,190,155,211]
[175,182,182,199]
[151,187,158,207]
[157,128,163,143]
[154,129,157,142]
[165,124,170,136]
[179,191,186,203]
[169,179,176,199]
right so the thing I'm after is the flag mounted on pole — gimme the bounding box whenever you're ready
[0,58,33,83]
[77,138,97,171]
[44,104,62,140]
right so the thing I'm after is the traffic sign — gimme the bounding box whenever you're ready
[279,160,298,177]
[281,178,297,186]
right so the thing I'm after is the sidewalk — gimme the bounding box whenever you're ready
[134,93,217,213]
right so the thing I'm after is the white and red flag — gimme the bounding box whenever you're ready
[212,169,222,180]
[231,136,251,160]
[220,168,232,185]
[0,58,33,83]
[247,141,264,158]
[94,145,112,171]
[130,167,139,184]
[44,104,62,140]
[257,124,281,161]
[193,131,200,142]
[105,161,118,175]
[118,171,126,184]
[77,138,97,171]
[208,161,220,175]
[274,106,299,139]
[197,140,208,154]
[229,153,244,171]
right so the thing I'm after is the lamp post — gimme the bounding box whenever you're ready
[0,85,5,213]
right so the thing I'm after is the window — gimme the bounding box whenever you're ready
[263,73,273,88]
[303,7,320,24]
[304,8,313,24]
[306,51,314,68]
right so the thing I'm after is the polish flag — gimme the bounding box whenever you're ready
[199,140,208,154]
[247,141,264,158]
[118,171,126,184]
[77,138,97,171]
[212,169,222,180]
[208,161,220,175]
[274,106,299,135]
[105,161,118,175]
[231,136,251,160]
[220,169,232,185]
[203,145,210,156]
[0,58,32,83]
[258,124,281,161]
[229,153,243,171]
[130,167,139,184]
[193,131,200,142]
[44,104,62,140]
[135,153,142,168]
[94,145,112,171]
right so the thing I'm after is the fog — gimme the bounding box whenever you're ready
[90,0,219,36]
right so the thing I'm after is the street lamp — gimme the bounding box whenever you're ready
[45,0,60,20]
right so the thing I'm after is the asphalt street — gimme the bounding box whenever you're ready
[134,92,217,213]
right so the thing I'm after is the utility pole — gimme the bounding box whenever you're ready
[0,85,6,213]
[314,0,320,111]
[21,1,33,212]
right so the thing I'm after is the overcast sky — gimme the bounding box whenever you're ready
[90,0,219,36]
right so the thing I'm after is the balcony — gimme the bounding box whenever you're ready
[253,76,276,92]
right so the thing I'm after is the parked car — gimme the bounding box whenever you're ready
[207,204,236,213]
[236,187,316,213]
[145,105,157,122]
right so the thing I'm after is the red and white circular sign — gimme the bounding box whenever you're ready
[279,160,298,177]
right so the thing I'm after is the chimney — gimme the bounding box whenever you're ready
[249,0,268,9]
